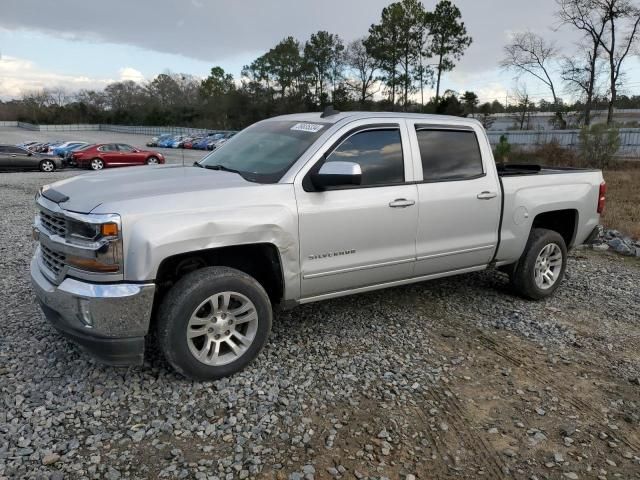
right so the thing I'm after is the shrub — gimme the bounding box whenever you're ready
[494,134,511,162]
[579,123,621,169]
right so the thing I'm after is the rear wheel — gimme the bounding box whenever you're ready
[146,156,159,165]
[39,160,55,172]
[90,158,104,170]
[157,267,272,380]
[510,228,567,300]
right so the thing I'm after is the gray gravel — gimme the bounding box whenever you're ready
[1,170,639,479]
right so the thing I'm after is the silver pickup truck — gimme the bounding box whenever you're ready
[31,112,605,380]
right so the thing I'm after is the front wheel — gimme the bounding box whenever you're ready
[510,228,567,300]
[156,267,272,380]
[146,156,159,165]
[39,160,55,172]
[90,158,104,170]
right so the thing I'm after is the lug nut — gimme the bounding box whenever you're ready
[225,330,230,335]
[215,334,221,339]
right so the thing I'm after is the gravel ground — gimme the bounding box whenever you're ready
[1,171,639,480]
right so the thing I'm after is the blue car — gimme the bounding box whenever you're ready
[193,133,224,150]
[158,135,181,148]
[52,142,88,157]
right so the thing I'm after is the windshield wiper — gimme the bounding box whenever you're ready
[202,164,243,175]
[193,161,203,168]
[199,163,261,183]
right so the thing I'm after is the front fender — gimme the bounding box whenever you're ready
[121,191,301,302]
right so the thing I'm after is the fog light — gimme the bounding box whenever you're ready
[78,298,93,327]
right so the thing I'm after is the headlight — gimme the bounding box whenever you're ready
[64,214,123,274]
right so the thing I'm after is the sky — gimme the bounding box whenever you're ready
[1,0,639,105]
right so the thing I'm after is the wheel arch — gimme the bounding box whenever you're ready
[154,243,285,307]
[530,209,578,248]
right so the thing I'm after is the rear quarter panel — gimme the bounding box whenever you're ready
[497,170,603,264]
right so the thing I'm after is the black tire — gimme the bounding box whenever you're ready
[156,266,272,380]
[39,159,55,172]
[510,228,567,300]
[146,156,159,165]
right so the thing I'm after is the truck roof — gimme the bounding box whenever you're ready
[269,111,483,128]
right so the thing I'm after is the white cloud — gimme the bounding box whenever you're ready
[119,67,145,83]
[0,54,114,99]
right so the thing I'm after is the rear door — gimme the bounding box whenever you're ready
[295,118,418,298]
[407,122,501,276]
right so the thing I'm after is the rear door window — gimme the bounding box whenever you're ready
[415,129,484,182]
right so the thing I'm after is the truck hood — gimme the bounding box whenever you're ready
[44,165,252,213]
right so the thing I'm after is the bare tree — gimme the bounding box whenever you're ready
[556,0,609,125]
[501,31,563,124]
[509,84,533,130]
[344,38,379,105]
[594,0,640,124]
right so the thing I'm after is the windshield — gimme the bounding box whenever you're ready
[199,120,328,183]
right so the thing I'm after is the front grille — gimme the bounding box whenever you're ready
[39,208,67,237]
[41,244,66,279]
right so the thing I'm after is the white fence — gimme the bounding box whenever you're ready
[487,129,640,157]
[11,122,230,136]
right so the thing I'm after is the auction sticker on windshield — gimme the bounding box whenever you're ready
[290,123,324,133]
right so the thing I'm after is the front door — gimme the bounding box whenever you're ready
[295,120,418,299]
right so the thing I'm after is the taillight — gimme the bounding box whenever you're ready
[597,181,607,214]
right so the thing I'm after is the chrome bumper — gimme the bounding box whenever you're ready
[30,254,155,365]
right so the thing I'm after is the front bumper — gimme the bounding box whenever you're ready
[30,255,155,365]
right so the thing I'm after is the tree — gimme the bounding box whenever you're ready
[460,91,479,117]
[556,0,609,125]
[366,0,426,108]
[501,31,565,127]
[265,37,305,99]
[510,84,533,130]
[304,31,344,106]
[200,66,235,98]
[595,0,640,124]
[427,0,472,103]
[344,38,379,105]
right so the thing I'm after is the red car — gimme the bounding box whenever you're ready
[70,143,165,170]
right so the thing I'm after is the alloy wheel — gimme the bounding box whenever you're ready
[533,243,563,290]
[186,291,259,366]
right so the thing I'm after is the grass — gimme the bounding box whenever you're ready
[601,168,640,239]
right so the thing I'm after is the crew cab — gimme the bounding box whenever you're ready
[30,112,604,380]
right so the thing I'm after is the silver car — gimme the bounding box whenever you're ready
[0,144,63,172]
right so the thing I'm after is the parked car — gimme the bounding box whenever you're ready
[69,143,165,170]
[0,144,63,172]
[30,112,605,380]
[52,141,88,157]
[158,135,180,148]
[147,134,172,147]
[193,133,223,150]
[170,135,189,148]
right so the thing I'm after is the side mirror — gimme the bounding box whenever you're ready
[311,161,362,190]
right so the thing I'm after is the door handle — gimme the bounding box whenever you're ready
[477,191,497,200]
[11,154,17,157]
[389,198,416,208]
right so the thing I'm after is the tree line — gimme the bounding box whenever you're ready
[0,0,638,130]
[0,0,474,129]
